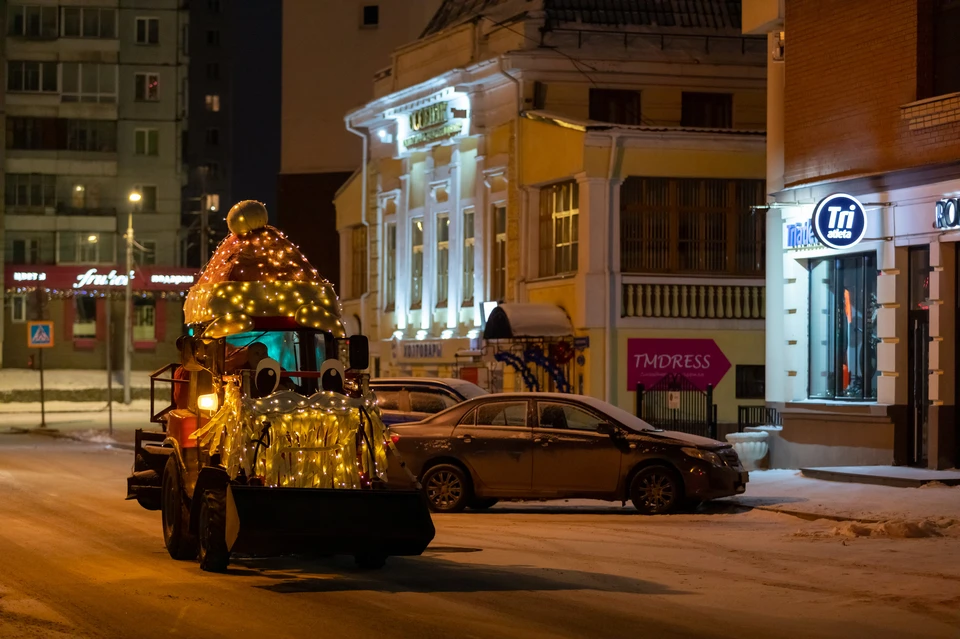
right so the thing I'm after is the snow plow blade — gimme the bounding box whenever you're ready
[225,485,435,557]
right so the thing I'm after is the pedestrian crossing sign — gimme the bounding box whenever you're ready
[27,321,54,348]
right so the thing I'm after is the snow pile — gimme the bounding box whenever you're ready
[66,429,118,445]
[833,518,960,539]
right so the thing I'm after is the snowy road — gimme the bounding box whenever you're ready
[0,436,958,639]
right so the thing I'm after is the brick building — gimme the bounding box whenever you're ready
[746,0,960,469]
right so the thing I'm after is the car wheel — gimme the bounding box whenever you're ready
[629,465,682,515]
[161,456,197,560]
[422,464,470,513]
[198,489,231,573]
[467,498,499,511]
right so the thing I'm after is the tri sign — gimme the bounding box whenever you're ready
[811,193,867,250]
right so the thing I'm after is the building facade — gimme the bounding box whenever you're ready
[279,0,442,286]
[336,0,769,427]
[1,0,191,369]
[746,0,960,469]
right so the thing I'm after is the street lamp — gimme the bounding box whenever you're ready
[123,191,140,404]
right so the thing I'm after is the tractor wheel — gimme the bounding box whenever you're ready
[354,554,387,570]
[161,456,196,560]
[198,489,231,573]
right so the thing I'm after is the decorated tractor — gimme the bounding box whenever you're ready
[126,201,434,572]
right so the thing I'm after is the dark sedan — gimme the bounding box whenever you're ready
[387,393,747,515]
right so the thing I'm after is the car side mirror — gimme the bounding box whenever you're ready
[346,335,369,371]
[597,422,617,436]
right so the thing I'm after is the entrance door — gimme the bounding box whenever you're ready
[907,247,930,466]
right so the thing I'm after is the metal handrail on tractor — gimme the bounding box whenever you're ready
[150,362,187,427]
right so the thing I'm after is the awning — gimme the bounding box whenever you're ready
[483,303,573,339]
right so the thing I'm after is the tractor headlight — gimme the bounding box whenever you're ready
[197,393,219,413]
[681,447,722,467]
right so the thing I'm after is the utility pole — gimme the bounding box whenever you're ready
[124,192,140,405]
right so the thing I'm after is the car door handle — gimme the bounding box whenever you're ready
[533,438,549,447]
[456,434,473,443]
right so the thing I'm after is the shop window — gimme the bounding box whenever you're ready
[491,205,507,301]
[436,214,449,305]
[361,5,379,27]
[6,60,57,93]
[11,295,28,323]
[12,238,40,264]
[63,7,115,38]
[462,208,475,305]
[135,17,159,44]
[384,222,396,310]
[134,72,159,101]
[410,218,424,309]
[588,89,641,125]
[5,173,56,211]
[809,253,879,401]
[205,94,220,112]
[135,128,159,156]
[73,296,97,339]
[735,365,765,400]
[62,63,117,103]
[9,5,58,38]
[539,181,579,277]
[351,225,367,299]
[134,298,156,341]
[681,92,733,129]
[620,177,766,275]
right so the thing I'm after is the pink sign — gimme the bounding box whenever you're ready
[626,339,731,391]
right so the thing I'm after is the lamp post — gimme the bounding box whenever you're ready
[124,191,141,405]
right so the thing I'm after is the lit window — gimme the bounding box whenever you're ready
[411,218,424,309]
[462,208,475,305]
[134,298,156,341]
[205,194,220,212]
[491,205,507,301]
[384,222,396,310]
[134,128,159,156]
[134,72,159,101]
[205,94,220,112]
[436,214,449,305]
[58,231,113,264]
[539,181,579,277]
[135,17,159,44]
[73,296,97,338]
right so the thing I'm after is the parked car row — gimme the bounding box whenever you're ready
[369,379,747,515]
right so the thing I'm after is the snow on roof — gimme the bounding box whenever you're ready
[483,303,573,339]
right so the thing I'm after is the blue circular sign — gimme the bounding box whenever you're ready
[811,193,867,250]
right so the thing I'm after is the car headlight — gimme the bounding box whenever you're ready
[681,447,723,466]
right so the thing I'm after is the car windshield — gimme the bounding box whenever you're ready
[225,330,331,390]
[575,396,656,432]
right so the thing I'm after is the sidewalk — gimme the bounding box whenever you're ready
[0,369,153,403]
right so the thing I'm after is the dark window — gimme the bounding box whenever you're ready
[681,92,733,128]
[735,365,765,400]
[135,17,159,44]
[11,239,40,264]
[7,61,58,92]
[809,253,879,401]
[206,62,219,80]
[491,204,507,300]
[532,81,547,109]
[620,178,766,275]
[589,89,641,125]
[208,0,221,11]
[539,181,579,277]
[207,29,220,45]
[362,5,379,27]
[920,0,960,98]
[476,401,527,427]
[204,161,220,178]
[205,128,219,146]
[7,117,116,152]
[9,5,57,38]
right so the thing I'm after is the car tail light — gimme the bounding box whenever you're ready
[389,433,401,445]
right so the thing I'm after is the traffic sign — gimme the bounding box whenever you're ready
[27,321,54,348]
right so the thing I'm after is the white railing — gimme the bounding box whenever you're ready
[622,281,765,319]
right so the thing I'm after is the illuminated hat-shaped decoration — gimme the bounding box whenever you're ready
[183,200,345,337]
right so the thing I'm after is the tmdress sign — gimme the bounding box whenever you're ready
[626,339,731,391]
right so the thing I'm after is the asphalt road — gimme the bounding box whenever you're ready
[0,435,958,639]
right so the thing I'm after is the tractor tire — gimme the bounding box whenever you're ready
[354,554,387,570]
[629,465,683,515]
[467,498,499,511]
[161,456,196,560]
[198,489,231,573]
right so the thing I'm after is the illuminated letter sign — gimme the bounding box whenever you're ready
[811,193,867,250]
[935,198,960,230]
[73,268,130,288]
[785,219,819,249]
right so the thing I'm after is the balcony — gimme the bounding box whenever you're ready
[56,204,117,217]
[622,278,765,320]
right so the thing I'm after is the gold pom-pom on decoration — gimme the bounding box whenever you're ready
[226,200,269,236]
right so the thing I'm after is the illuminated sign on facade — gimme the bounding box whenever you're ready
[393,90,471,151]
[4,265,197,291]
[73,268,131,288]
[811,193,867,250]
[785,219,820,250]
[935,197,960,230]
